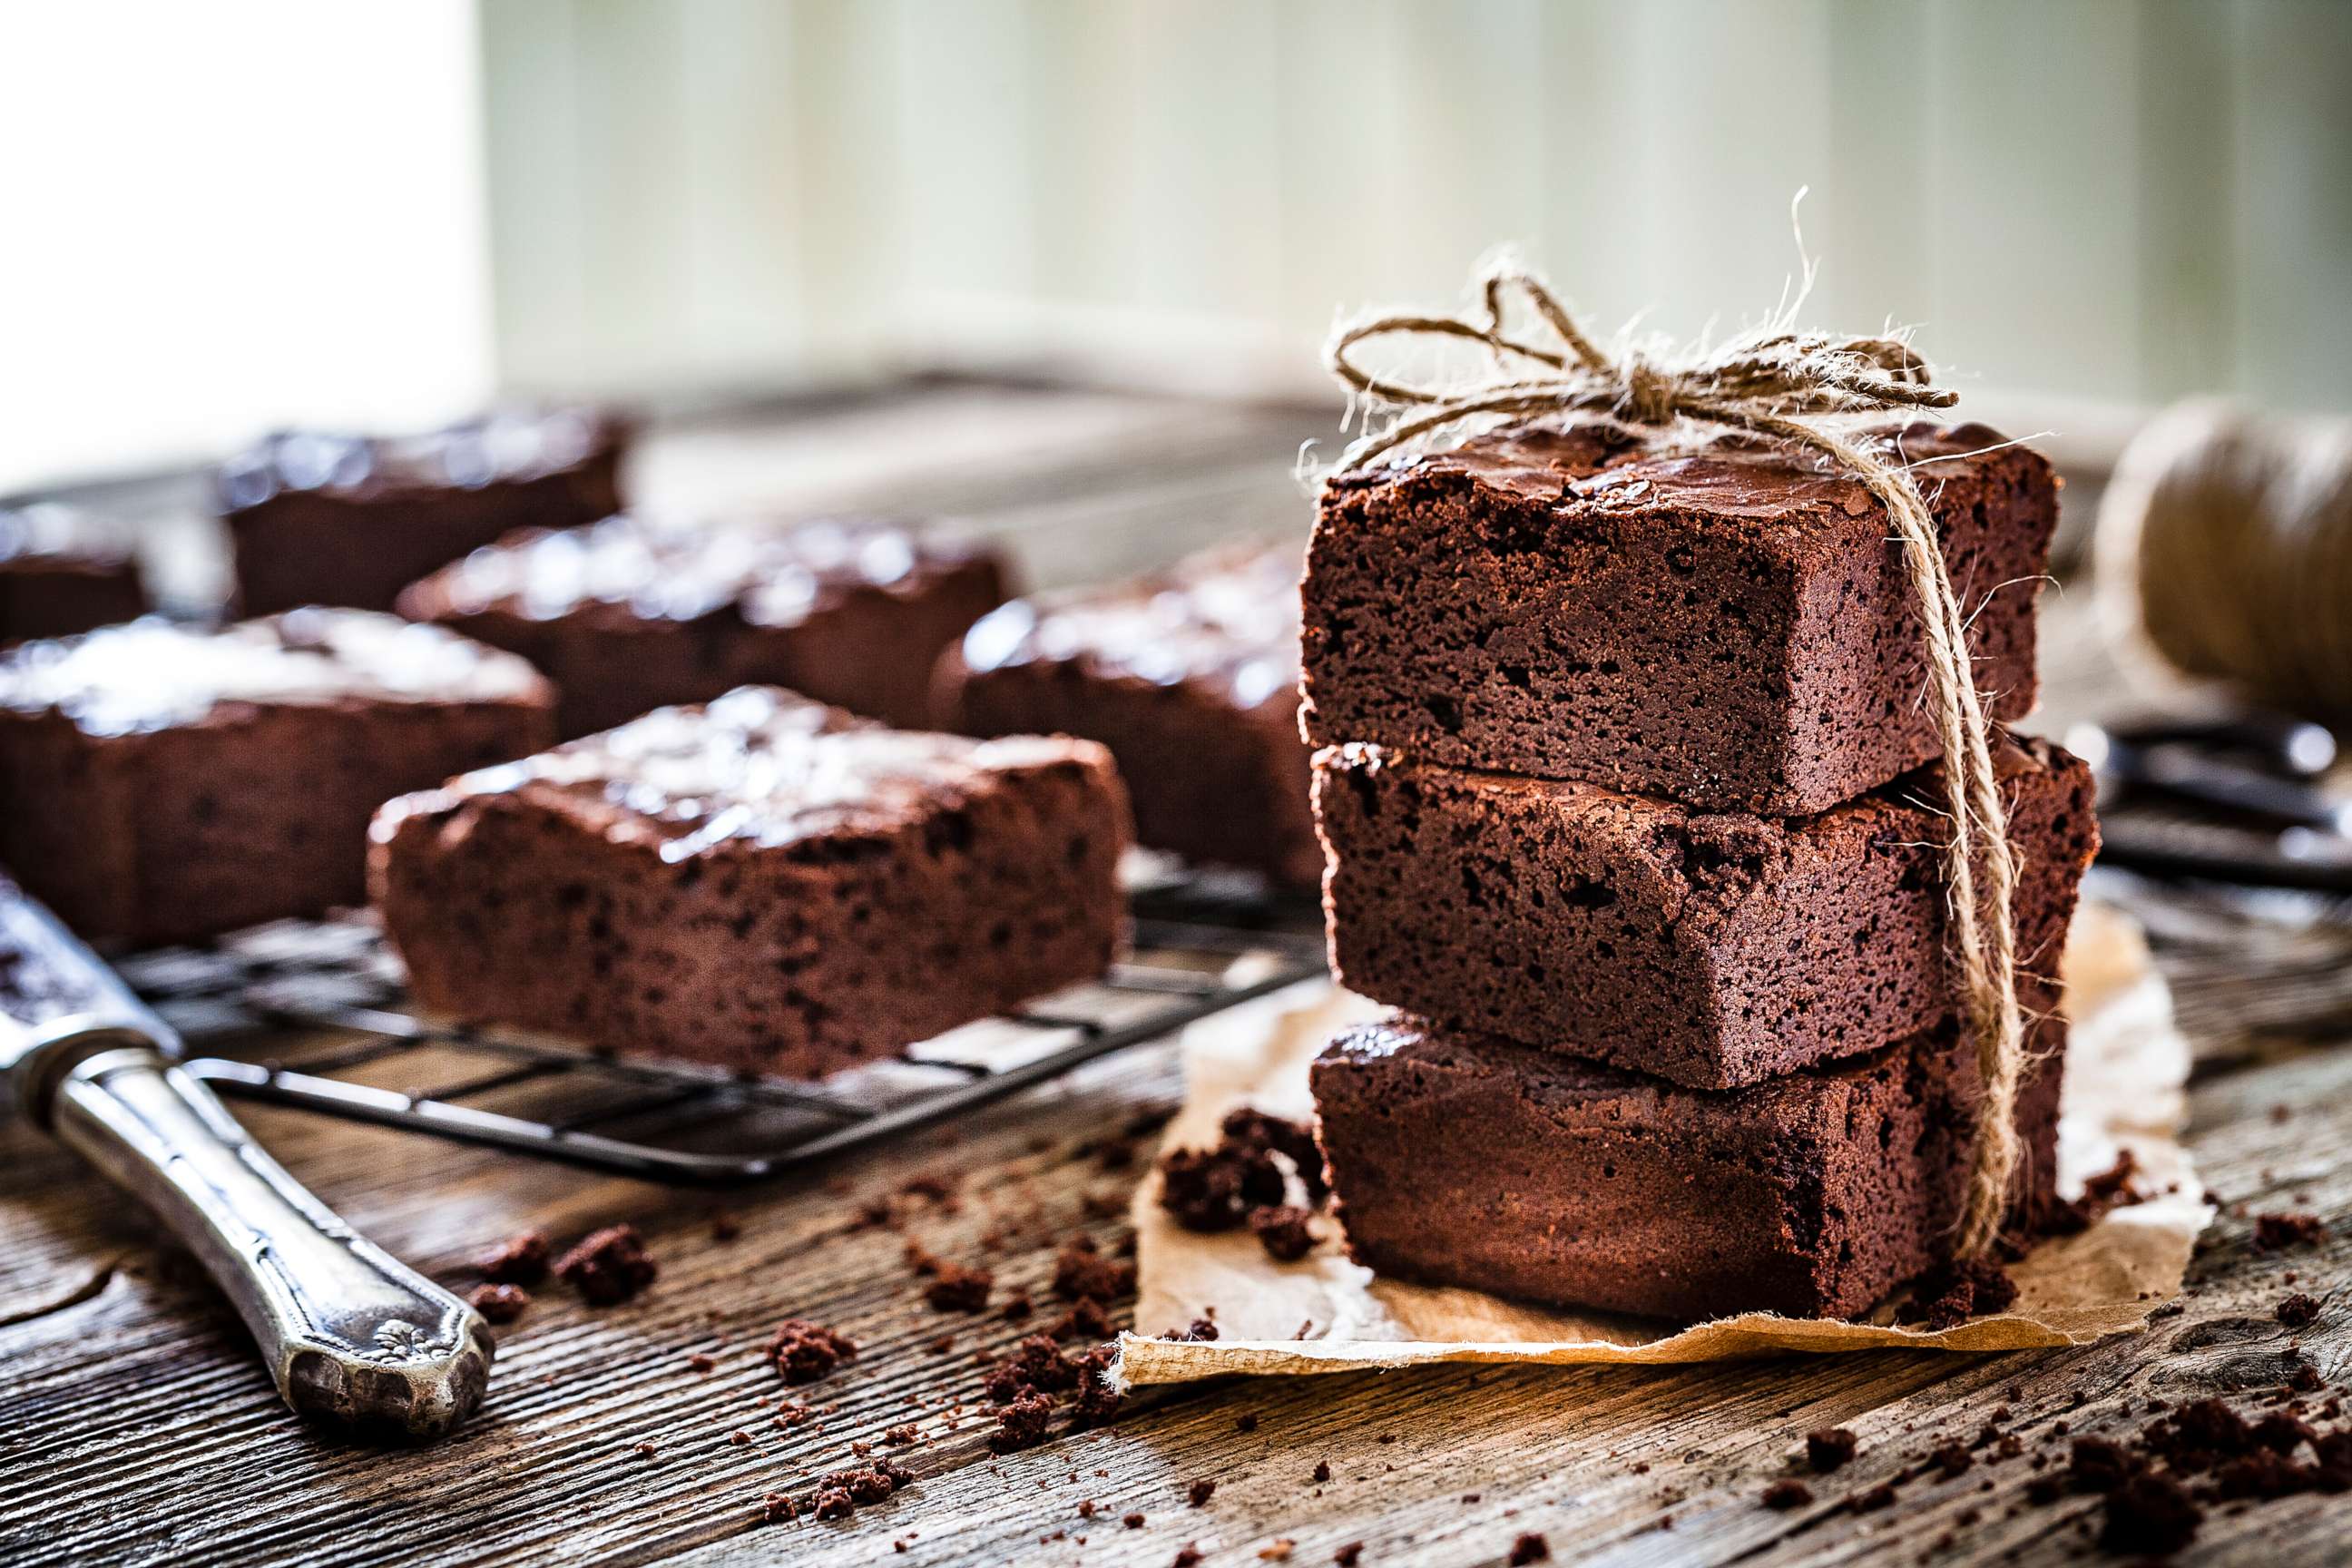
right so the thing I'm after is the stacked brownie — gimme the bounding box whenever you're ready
[933,539,1316,888]
[400,513,1006,738]
[1303,419,2100,1321]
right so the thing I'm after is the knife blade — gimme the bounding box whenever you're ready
[0,873,491,1441]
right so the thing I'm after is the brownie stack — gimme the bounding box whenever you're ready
[1301,419,2100,1322]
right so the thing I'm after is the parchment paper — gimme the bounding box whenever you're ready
[1113,898,2210,1388]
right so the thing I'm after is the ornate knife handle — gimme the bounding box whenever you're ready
[34,1028,494,1439]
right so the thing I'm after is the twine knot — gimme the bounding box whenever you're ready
[1618,357,1681,426]
[1323,260,2027,1262]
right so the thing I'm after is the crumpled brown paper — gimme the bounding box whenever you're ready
[1113,899,2210,1388]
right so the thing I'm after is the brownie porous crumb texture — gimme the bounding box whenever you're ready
[1310,1012,2063,1321]
[1895,1257,2021,1330]
[1760,1478,1812,1509]
[1187,1478,1217,1507]
[476,1230,551,1285]
[371,686,1131,1078]
[555,1225,657,1305]
[1807,1429,1859,1473]
[2278,1292,2322,1328]
[466,1283,530,1324]
[1312,732,2094,1088]
[1156,1109,1331,1246]
[922,1262,994,1313]
[2254,1211,2328,1250]
[989,1392,1056,1454]
[1302,419,2056,815]
[1506,1532,1550,1565]
[1250,1205,1319,1262]
[768,1319,858,1385]
[1053,1236,1137,1302]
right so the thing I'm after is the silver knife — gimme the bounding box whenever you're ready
[0,874,491,1440]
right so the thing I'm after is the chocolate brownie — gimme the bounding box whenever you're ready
[934,540,1317,887]
[399,513,1005,737]
[1316,731,2096,1088]
[220,407,629,614]
[0,505,147,645]
[1301,420,2057,814]
[1310,1009,2065,1322]
[370,685,1131,1077]
[0,610,554,944]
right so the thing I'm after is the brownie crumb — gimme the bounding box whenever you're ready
[556,1225,657,1305]
[1850,1483,1896,1514]
[1236,1413,1259,1433]
[761,1492,799,1523]
[1162,1318,1220,1343]
[687,1352,716,1375]
[923,1261,995,1313]
[985,1335,1081,1404]
[1928,1442,1973,1478]
[467,1282,530,1324]
[2278,1292,2322,1328]
[1896,1257,2018,1330]
[989,1392,1055,1454]
[1054,1236,1138,1302]
[2255,1212,2327,1251]
[1250,1205,1319,1262]
[1506,1533,1550,1565]
[1071,1343,1125,1426]
[1807,1428,1858,1473]
[1333,1544,1363,1567]
[1312,1460,1331,1485]
[1001,1291,1034,1322]
[767,1318,858,1385]
[883,1424,919,1446]
[1125,1513,1146,1529]
[1760,1479,1811,1510]
[476,1230,551,1285]
[1172,1547,1203,1568]
[709,1210,742,1242]
[1047,1296,1116,1342]
[2069,1436,2136,1493]
[2102,1470,2200,1555]
[1187,1478,1217,1507]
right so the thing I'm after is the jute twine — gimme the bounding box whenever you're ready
[2096,400,2352,720]
[1324,259,2025,1259]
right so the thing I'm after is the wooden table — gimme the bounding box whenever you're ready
[5,387,2350,1566]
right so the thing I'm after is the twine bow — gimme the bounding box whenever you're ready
[1327,261,2026,1259]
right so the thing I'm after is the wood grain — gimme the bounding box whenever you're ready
[5,386,2348,1565]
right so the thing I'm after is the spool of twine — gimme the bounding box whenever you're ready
[2095,401,2352,720]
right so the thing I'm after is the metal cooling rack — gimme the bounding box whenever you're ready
[115,875,1325,1185]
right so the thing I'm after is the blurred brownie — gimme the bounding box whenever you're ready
[0,505,147,645]
[220,407,629,614]
[934,540,1316,887]
[1315,732,2096,1089]
[1301,420,2057,814]
[0,611,554,944]
[370,686,1131,1078]
[1311,1009,2064,1322]
[399,514,1005,737]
